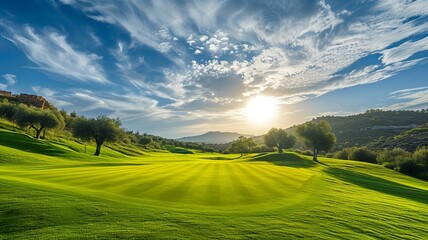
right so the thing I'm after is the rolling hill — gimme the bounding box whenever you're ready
[176,131,252,144]
[286,109,428,148]
[370,123,428,151]
[177,110,428,149]
[0,128,427,239]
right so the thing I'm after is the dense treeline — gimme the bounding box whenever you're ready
[326,146,428,180]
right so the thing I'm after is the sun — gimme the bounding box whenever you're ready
[245,96,278,123]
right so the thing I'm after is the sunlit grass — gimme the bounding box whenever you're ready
[0,129,427,239]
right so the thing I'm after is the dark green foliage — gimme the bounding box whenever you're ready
[264,128,296,153]
[348,147,377,163]
[370,123,428,152]
[296,120,336,162]
[14,105,64,139]
[375,148,428,179]
[413,146,428,166]
[0,101,18,122]
[288,109,428,149]
[334,148,351,160]
[377,148,411,167]
[138,135,153,145]
[166,146,194,154]
[229,136,257,156]
[72,115,121,156]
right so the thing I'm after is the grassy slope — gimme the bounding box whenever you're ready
[0,129,427,239]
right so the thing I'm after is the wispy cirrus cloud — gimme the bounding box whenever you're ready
[1,73,18,89]
[1,23,110,84]
[381,37,428,65]
[2,0,428,137]
[389,87,428,109]
[2,73,17,85]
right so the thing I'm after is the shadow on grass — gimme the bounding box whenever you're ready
[201,156,242,160]
[0,130,69,156]
[52,163,147,169]
[326,168,428,204]
[248,153,317,168]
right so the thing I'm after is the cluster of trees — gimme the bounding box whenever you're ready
[0,100,65,139]
[328,146,428,179]
[0,100,123,156]
[0,100,220,156]
[228,120,337,162]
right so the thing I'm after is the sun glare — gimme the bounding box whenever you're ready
[245,96,278,123]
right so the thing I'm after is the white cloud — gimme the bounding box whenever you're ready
[32,86,55,97]
[2,24,109,83]
[54,0,428,121]
[2,74,17,85]
[0,83,7,89]
[381,37,428,65]
[390,86,428,95]
[389,89,428,109]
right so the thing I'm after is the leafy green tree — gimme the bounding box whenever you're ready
[413,146,428,166]
[264,128,296,153]
[139,135,153,145]
[72,115,121,156]
[296,120,336,162]
[0,101,18,122]
[14,105,64,139]
[229,136,257,156]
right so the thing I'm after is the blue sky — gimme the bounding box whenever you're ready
[0,0,427,138]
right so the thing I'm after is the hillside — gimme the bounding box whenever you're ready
[176,131,252,144]
[287,110,428,148]
[1,129,428,239]
[370,123,428,151]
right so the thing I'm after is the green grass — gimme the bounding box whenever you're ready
[0,129,427,239]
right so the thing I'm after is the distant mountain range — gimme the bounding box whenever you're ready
[176,131,252,144]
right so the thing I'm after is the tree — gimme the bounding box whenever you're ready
[296,120,336,162]
[264,128,296,153]
[0,101,18,122]
[72,115,121,156]
[229,136,257,156]
[14,105,64,139]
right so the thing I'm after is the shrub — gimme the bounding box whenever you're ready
[325,153,334,158]
[413,146,428,166]
[397,159,423,175]
[377,148,413,171]
[348,147,377,163]
[334,148,351,160]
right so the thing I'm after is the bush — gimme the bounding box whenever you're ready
[348,147,377,163]
[397,159,423,175]
[413,146,428,166]
[325,153,334,158]
[334,148,351,160]
[377,148,411,164]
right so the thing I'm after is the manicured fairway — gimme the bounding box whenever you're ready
[0,129,427,239]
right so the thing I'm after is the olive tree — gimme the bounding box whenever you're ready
[0,100,18,122]
[264,128,296,153]
[14,105,64,139]
[229,136,257,156]
[296,120,336,162]
[72,115,121,156]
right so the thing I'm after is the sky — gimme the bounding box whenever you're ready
[0,0,427,138]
